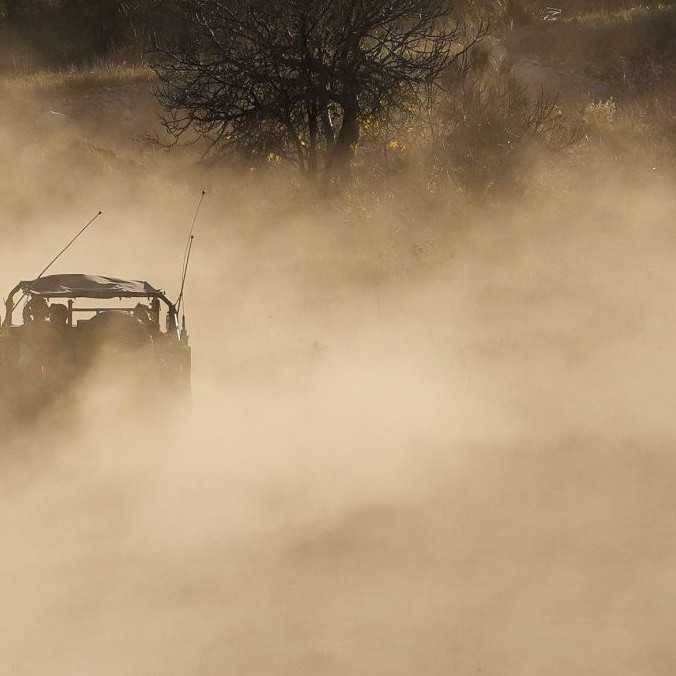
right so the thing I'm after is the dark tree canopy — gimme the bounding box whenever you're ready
[151,0,477,180]
[0,0,137,67]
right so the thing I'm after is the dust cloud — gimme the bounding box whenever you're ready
[2,89,676,676]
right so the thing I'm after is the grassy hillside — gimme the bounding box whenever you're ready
[1,63,158,144]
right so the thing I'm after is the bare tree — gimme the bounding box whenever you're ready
[151,0,481,182]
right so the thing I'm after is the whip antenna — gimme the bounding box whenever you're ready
[16,209,104,308]
[36,210,104,280]
[177,235,195,316]
[176,189,206,314]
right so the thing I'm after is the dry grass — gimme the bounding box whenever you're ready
[562,3,674,24]
[0,61,155,93]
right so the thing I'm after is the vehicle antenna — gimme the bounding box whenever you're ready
[36,210,104,281]
[176,189,206,314]
[176,234,195,317]
[15,209,104,308]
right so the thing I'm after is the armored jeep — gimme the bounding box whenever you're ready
[0,274,191,414]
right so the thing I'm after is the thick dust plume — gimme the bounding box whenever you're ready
[2,88,676,676]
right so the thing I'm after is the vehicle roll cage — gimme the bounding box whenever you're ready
[3,283,178,330]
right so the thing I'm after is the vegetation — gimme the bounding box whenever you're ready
[0,0,674,203]
[0,0,670,70]
[150,0,484,184]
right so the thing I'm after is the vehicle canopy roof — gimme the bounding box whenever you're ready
[19,274,163,299]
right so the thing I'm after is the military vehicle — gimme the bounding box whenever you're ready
[0,273,191,414]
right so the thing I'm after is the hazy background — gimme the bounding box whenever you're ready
[2,2,676,675]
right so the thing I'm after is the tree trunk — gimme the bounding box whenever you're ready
[306,99,319,177]
[326,98,360,182]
